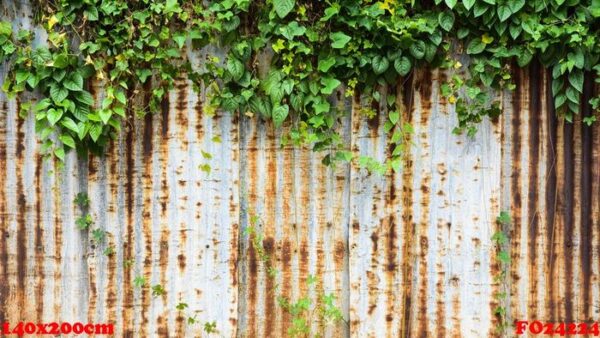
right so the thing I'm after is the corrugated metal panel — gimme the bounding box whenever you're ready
[1,3,600,337]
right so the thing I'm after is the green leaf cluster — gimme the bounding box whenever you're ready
[0,0,599,166]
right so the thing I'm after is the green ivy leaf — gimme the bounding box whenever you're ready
[516,50,533,67]
[115,90,127,105]
[473,2,489,17]
[64,73,84,91]
[47,108,63,125]
[99,109,112,124]
[569,70,584,93]
[318,56,336,72]
[566,86,579,104]
[249,96,272,119]
[496,5,512,22]
[314,101,330,114]
[227,56,245,81]
[280,21,306,40]
[54,147,65,161]
[60,117,79,133]
[52,54,70,69]
[15,70,29,84]
[321,77,341,95]
[173,32,186,49]
[409,41,426,59]
[0,21,12,36]
[274,0,295,19]
[50,85,69,103]
[394,56,412,76]
[272,104,289,127]
[438,11,455,31]
[554,94,567,109]
[34,99,52,113]
[371,56,389,75]
[466,39,485,54]
[508,0,525,13]
[463,0,475,10]
[75,91,94,106]
[89,124,102,142]
[389,111,399,124]
[330,32,351,49]
[59,134,75,148]
[509,24,522,39]
[444,0,457,9]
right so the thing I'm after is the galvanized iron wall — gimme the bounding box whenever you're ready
[1,3,600,337]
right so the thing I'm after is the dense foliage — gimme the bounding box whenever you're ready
[0,0,599,169]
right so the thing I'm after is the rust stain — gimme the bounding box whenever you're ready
[161,95,170,137]
[141,105,154,331]
[527,62,541,318]
[175,79,189,153]
[562,113,575,323]
[508,66,524,321]
[15,96,26,322]
[399,78,415,338]
[34,153,44,322]
[0,101,8,324]
[159,227,170,304]
[578,72,595,320]
[51,156,63,322]
[122,96,136,336]
[544,68,558,321]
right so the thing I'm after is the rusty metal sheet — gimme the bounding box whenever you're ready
[84,79,240,337]
[236,93,351,337]
[348,69,503,337]
[2,2,600,336]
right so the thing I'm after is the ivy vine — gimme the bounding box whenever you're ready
[0,0,598,169]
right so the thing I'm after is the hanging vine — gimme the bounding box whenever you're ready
[0,0,598,168]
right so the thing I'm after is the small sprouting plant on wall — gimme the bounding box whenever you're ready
[492,211,511,336]
[245,213,346,337]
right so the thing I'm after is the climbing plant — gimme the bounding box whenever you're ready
[0,0,598,167]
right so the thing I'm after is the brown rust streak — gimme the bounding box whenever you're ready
[175,79,189,153]
[34,153,44,322]
[228,114,240,336]
[245,119,258,336]
[0,101,8,324]
[263,127,277,337]
[278,142,295,337]
[122,97,136,336]
[593,81,600,325]
[508,66,523,322]
[142,87,155,331]
[399,75,415,338]
[544,68,558,322]
[161,94,170,137]
[579,73,594,320]
[314,154,329,335]
[159,227,170,303]
[195,96,203,142]
[106,133,119,326]
[527,62,541,318]
[87,158,98,326]
[157,93,171,334]
[415,69,432,337]
[51,156,63,321]
[562,115,575,323]
[15,98,27,321]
